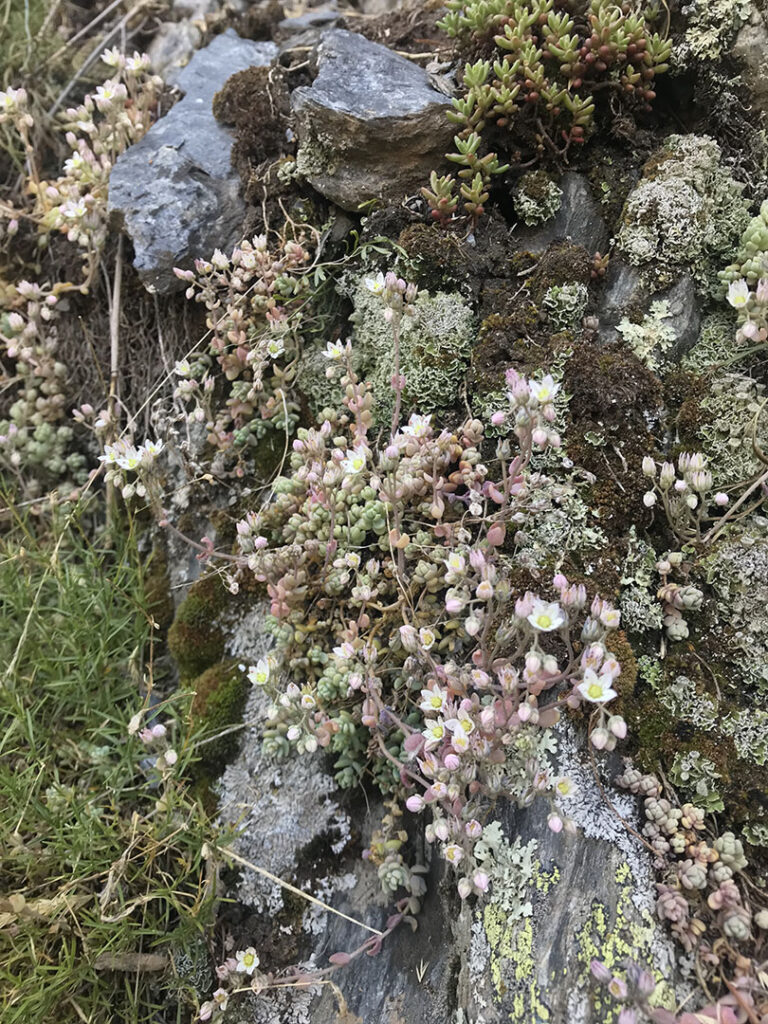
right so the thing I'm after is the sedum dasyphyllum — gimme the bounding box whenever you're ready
[234,274,628,900]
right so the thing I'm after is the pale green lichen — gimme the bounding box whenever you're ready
[620,528,664,633]
[698,373,768,489]
[542,282,588,333]
[677,0,752,63]
[575,861,677,1022]
[704,519,768,694]
[617,300,676,371]
[722,709,768,765]
[681,310,740,372]
[617,135,750,294]
[513,170,563,226]
[651,671,719,731]
[669,751,724,812]
[349,279,475,420]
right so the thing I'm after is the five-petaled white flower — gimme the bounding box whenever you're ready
[530,374,560,404]
[341,445,367,475]
[402,414,432,438]
[444,844,463,864]
[527,599,565,632]
[727,279,750,309]
[364,272,385,295]
[266,336,284,359]
[323,340,345,360]
[174,358,191,377]
[140,438,164,460]
[333,641,355,660]
[419,686,447,714]
[577,668,618,704]
[445,552,465,575]
[419,627,436,651]
[248,658,271,686]
[235,947,260,975]
[422,718,446,750]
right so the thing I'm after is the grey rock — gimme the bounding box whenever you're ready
[292,29,454,211]
[220,700,685,1023]
[147,20,202,80]
[172,0,220,17]
[597,260,702,358]
[514,171,609,256]
[276,4,338,40]
[731,7,768,114]
[665,274,702,361]
[109,31,277,293]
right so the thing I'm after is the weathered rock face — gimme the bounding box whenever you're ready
[292,30,454,211]
[513,172,610,256]
[109,31,277,293]
[731,7,768,114]
[216,607,683,1024]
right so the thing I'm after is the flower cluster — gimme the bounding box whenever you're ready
[0,282,87,494]
[234,296,626,899]
[1,51,162,287]
[99,436,164,501]
[725,276,768,346]
[198,947,263,1021]
[641,452,728,545]
[173,232,312,464]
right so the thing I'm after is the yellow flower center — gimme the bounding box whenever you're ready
[536,614,552,629]
[587,683,603,699]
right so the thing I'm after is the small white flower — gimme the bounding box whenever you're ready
[577,668,618,704]
[235,947,260,975]
[323,340,345,360]
[727,279,750,309]
[116,446,141,471]
[333,641,355,660]
[402,413,432,438]
[140,438,164,460]
[643,490,657,507]
[446,720,470,753]
[554,776,578,799]
[101,47,122,67]
[266,336,284,359]
[364,272,385,295]
[174,358,191,377]
[341,445,367,476]
[419,686,447,714]
[445,552,465,575]
[344,552,361,569]
[419,627,436,651]
[526,599,565,632]
[247,658,271,686]
[529,374,560,404]
[301,693,316,710]
[422,718,446,750]
[444,843,463,865]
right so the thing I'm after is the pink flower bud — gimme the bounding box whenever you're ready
[518,702,532,723]
[491,411,506,426]
[473,871,490,892]
[486,523,505,546]
[434,820,450,842]
[457,878,472,899]
[714,492,729,506]
[444,753,460,771]
[590,727,609,750]
[532,428,548,447]
[405,795,424,813]
[608,715,627,739]
[548,813,563,833]
[552,573,568,591]
[591,959,612,984]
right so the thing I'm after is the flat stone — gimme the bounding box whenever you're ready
[731,7,768,114]
[147,20,202,80]
[514,171,610,256]
[292,29,454,211]
[276,4,338,39]
[108,31,277,293]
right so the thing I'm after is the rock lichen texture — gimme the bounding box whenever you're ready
[292,29,454,210]
[108,31,276,293]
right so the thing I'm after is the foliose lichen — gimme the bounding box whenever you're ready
[617,300,676,371]
[542,282,589,333]
[513,170,563,227]
[697,373,768,488]
[617,135,750,294]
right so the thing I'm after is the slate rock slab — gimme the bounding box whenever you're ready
[292,29,454,211]
[514,171,610,256]
[109,31,277,293]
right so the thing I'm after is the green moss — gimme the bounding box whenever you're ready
[190,659,248,773]
[167,574,229,682]
[143,547,175,632]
